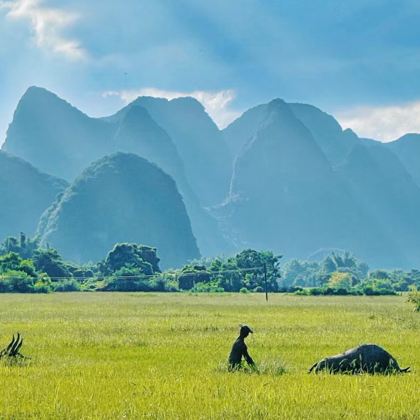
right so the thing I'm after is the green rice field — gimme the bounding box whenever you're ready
[0,293,419,419]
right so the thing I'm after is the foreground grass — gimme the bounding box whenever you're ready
[0,293,419,419]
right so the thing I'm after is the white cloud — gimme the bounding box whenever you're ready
[103,88,240,129]
[0,0,86,60]
[336,101,420,142]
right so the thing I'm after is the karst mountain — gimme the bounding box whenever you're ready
[2,86,420,268]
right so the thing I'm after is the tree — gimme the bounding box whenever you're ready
[0,233,39,259]
[327,272,352,290]
[178,265,211,290]
[0,252,36,277]
[235,249,281,292]
[32,248,72,279]
[101,243,161,275]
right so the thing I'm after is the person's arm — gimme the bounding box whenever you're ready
[243,344,255,366]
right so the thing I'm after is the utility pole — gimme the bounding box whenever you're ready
[263,263,268,302]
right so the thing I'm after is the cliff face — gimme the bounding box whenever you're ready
[38,153,200,268]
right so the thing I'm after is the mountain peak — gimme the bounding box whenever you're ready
[20,86,68,107]
[134,95,205,112]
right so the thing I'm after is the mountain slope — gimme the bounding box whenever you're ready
[3,86,114,180]
[112,96,232,206]
[222,100,400,266]
[224,100,359,165]
[386,134,420,188]
[38,153,200,267]
[0,151,67,239]
[3,87,230,256]
[112,104,231,256]
[337,142,420,266]
[289,103,359,164]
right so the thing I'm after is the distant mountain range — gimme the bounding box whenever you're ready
[2,86,420,268]
[3,87,229,259]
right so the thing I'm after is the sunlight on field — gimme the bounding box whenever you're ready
[0,293,419,419]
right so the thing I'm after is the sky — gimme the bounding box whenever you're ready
[1,0,420,143]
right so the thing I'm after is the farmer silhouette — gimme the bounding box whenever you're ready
[228,325,255,371]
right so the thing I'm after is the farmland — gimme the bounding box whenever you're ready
[0,293,419,419]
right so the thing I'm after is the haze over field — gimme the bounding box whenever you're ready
[2,1,420,270]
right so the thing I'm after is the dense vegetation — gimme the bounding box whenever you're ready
[1,233,419,295]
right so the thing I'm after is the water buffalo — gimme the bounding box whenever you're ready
[309,344,410,374]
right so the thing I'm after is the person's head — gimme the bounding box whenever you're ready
[239,325,253,338]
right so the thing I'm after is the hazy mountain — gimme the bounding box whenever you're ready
[114,105,185,183]
[222,103,267,158]
[3,86,114,180]
[38,153,200,268]
[113,104,231,257]
[5,86,420,268]
[386,134,420,188]
[222,99,402,267]
[3,87,229,257]
[337,142,420,266]
[289,103,359,165]
[223,100,359,165]
[112,96,232,206]
[0,151,67,239]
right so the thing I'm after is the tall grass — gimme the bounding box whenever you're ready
[408,287,420,311]
[0,293,418,419]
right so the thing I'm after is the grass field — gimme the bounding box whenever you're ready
[0,293,419,419]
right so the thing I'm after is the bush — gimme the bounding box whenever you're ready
[0,271,35,293]
[100,277,152,292]
[239,287,249,294]
[33,273,53,293]
[54,279,81,292]
[308,287,323,296]
[407,287,420,312]
[191,282,224,293]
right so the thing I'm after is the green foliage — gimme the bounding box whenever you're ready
[32,248,72,279]
[178,265,211,290]
[53,279,81,292]
[191,281,224,293]
[0,233,418,296]
[0,233,40,259]
[407,287,420,312]
[327,272,352,290]
[0,270,33,293]
[177,250,281,292]
[281,259,323,288]
[0,252,36,276]
[0,270,52,293]
[101,243,160,276]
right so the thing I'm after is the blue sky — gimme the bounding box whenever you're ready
[1,0,420,142]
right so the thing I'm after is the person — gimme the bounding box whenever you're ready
[228,325,256,371]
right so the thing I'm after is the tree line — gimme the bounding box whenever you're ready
[0,233,419,295]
